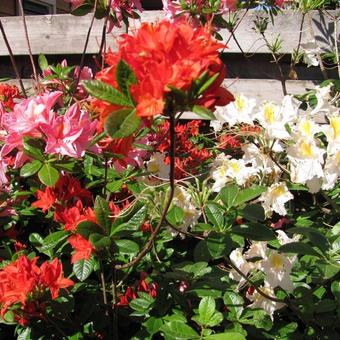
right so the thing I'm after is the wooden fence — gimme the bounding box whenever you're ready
[0,9,338,119]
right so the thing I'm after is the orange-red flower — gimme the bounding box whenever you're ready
[54,200,97,232]
[0,255,73,323]
[68,234,95,263]
[0,84,22,110]
[97,18,233,118]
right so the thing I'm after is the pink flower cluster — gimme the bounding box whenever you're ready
[162,0,238,19]
[0,92,98,168]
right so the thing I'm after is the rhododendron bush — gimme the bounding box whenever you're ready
[0,0,339,339]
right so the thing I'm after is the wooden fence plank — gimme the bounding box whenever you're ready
[0,10,337,56]
[7,77,316,104]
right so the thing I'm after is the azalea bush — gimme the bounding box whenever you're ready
[0,0,339,339]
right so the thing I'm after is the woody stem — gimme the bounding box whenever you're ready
[115,107,176,270]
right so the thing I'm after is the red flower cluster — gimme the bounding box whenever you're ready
[32,174,96,263]
[54,200,97,232]
[117,272,158,306]
[155,120,212,178]
[96,18,233,118]
[68,234,95,263]
[0,256,73,325]
[32,174,92,213]
[0,84,22,110]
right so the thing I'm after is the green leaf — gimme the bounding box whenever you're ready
[204,332,245,340]
[106,179,124,193]
[197,73,219,96]
[116,59,137,99]
[192,105,216,120]
[130,295,154,313]
[220,184,239,209]
[288,227,330,252]
[241,204,265,222]
[115,239,139,255]
[331,281,340,301]
[38,54,48,71]
[232,223,276,241]
[77,221,103,238]
[38,163,59,187]
[17,327,32,340]
[20,160,42,177]
[40,231,69,254]
[73,257,94,281]
[29,233,44,248]
[204,202,224,229]
[223,291,244,319]
[83,80,132,107]
[88,233,111,250]
[199,296,216,325]
[206,232,232,259]
[279,242,322,257]
[167,206,184,226]
[206,312,223,327]
[160,321,199,340]
[23,138,44,161]
[234,186,266,206]
[144,317,163,336]
[94,196,111,234]
[71,3,93,16]
[105,109,141,138]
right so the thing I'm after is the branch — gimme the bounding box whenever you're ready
[115,108,176,270]
[0,19,27,98]
[99,0,113,69]
[18,0,39,88]
[76,0,99,89]
[220,259,286,304]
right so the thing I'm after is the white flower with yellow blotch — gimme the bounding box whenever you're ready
[229,248,252,287]
[246,282,286,320]
[259,182,294,217]
[170,186,200,236]
[255,102,291,140]
[322,150,340,190]
[323,114,340,154]
[242,143,281,176]
[213,94,256,127]
[260,251,296,292]
[291,117,321,140]
[146,152,170,180]
[287,138,325,185]
[211,154,256,191]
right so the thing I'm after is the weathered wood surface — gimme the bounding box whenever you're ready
[6,78,327,122]
[8,78,316,103]
[0,10,337,56]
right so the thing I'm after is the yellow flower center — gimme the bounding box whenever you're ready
[235,95,246,112]
[271,253,284,270]
[299,141,314,158]
[330,117,340,140]
[229,161,241,174]
[148,160,159,173]
[271,185,285,197]
[301,120,313,137]
[263,104,276,124]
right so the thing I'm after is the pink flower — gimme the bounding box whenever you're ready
[1,92,62,136]
[40,103,98,158]
[0,92,62,167]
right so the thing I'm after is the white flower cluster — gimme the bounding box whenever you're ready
[210,84,339,210]
[229,230,299,319]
